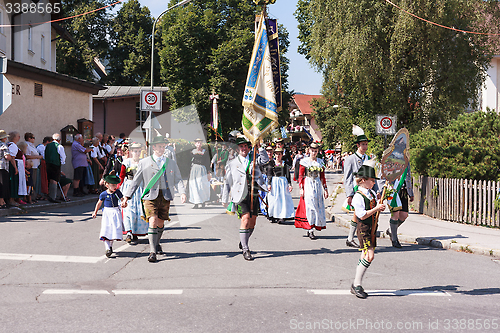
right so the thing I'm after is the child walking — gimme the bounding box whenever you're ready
[92,175,127,257]
[350,160,385,299]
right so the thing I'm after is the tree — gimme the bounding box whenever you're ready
[296,0,500,150]
[105,0,153,86]
[157,0,290,136]
[57,0,116,81]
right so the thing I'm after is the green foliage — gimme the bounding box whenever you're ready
[105,0,153,86]
[158,0,291,137]
[411,110,500,180]
[296,0,500,144]
[57,0,116,81]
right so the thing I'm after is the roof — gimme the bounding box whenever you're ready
[293,94,323,115]
[94,86,170,99]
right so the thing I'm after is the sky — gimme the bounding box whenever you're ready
[132,0,323,95]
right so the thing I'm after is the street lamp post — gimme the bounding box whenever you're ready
[148,0,193,149]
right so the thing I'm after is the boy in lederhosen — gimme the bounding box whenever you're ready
[350,160,385,299]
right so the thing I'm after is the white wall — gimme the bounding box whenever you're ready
[482,57,500,113]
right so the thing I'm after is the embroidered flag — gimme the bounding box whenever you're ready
[210,93,222,138]
[242,14,279,145]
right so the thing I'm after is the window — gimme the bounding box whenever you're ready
[41,35,45,61]
[28,26,33,52]
[135,102,147,132]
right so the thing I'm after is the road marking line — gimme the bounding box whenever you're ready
[0,253,102,263]
[112,290,183,295]
[165,221,178,228]
[308,289,450,296]
[42,289,110,295]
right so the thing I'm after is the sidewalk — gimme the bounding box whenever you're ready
[326,181,500,258]
[0,194,99,217]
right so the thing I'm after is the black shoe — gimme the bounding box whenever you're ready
[105,248,113,258]
[48,197,61,203]
[201,203,205,208]
[156,244,164,255]
[386,228,392,238]
[238,242,242,250]
[193,204,199,209]
[277,219,284,224]
[242,250,253,261]
[73,190,84,197]
[125,234,132,243]
[346,239,359,248]
[392,240,402,248]
[148,252,157,262]
[308,231,317,240]
[351,284,368,299]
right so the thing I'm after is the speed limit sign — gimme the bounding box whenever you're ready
[140,90,162,112]
[376,115,396,135]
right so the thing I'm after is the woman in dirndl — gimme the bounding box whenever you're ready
[266,147,294,223]
[188,138,212,209]
[294,142,328,240]
[119,143,148,243]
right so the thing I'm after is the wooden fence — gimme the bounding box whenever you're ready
[412,176,500,227]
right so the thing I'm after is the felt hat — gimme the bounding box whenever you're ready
[194,138,203,142]
[274,147,284,153]
[149,135,167,145]
[275,138,284,143]
[354,159,379,179]
[103,174,121,184]
[235,136,250,146]
[265,145,274,151]
[130,143,142,149]
[309,142,321,149]
[353,125,370,143]
[0,130,7,140]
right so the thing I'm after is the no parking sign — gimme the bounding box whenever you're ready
[140,90,162,112]
[376,115,397,135]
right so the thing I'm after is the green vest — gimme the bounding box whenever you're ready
[45,142,61,166]
[356,190,376,225]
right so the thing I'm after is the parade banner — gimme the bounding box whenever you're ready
[242,14,279,145]
[266,18,282,111]
[381,128,410,182]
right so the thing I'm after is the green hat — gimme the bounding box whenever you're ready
[353,125,370,143]
[235,136,251,146]
[354,165,379,179]
[104,174,121,184]
[309,142,321,149]
[149,135,167,145]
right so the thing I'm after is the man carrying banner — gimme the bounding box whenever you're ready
[122,135,186,263]
[222,136,266,261]
[343,125,379,248]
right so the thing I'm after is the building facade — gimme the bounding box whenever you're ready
[287,94,323,143]
[0,0,104,176]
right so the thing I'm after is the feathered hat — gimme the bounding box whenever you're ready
[353,125,370,143]
[354,159,379,179]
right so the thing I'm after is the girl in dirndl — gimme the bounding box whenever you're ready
[119,143,148,243]
[92,175,126,258]
[266,147,294,223]
[294,142,328,240]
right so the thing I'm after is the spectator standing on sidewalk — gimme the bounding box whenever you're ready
[0,130,11,208]
[72,134,92,197]
[7,131,23,206]
[343,125,378,248]
[45,133,66,203]
[25,133,42,201]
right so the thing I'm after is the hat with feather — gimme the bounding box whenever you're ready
[353,125,370,143]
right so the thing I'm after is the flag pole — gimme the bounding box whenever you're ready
[250,143,257,212]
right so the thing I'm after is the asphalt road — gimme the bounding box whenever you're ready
[1,174,499,332]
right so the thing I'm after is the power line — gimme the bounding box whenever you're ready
[385,0,500,36]
[0,0,125,28]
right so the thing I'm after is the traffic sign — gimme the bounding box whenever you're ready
[0,57,11,116]
[376,115,397,135]
[140,90,162,112]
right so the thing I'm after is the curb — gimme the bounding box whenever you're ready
[0,195,98,217]
[326,208,500,259]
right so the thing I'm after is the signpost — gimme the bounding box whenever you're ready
[140,90,162,112]
[376,114,397,148]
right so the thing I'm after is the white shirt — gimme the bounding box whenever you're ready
[352,186,376,220]
[53,140,66,165]
[37,144,46,158]
[26,141,41,169]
